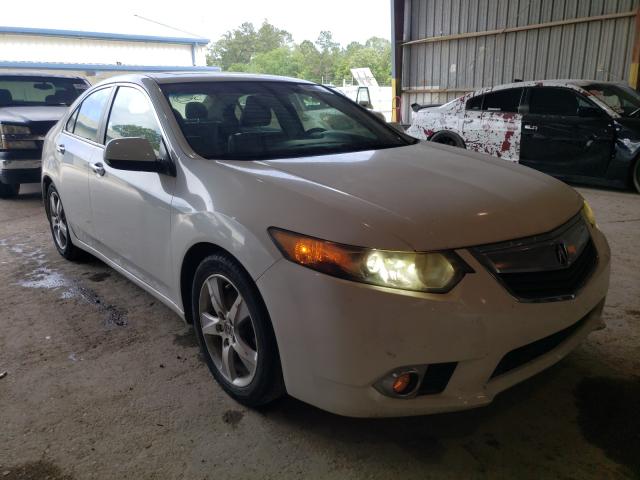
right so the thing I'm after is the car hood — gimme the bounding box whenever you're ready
[0,106,68,124]
[262,142,583,251]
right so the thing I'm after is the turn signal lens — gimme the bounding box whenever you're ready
[582,200,596,227]
[268,228,470,293]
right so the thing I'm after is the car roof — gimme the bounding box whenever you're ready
[474,79,625,93]
[102,72,315,85]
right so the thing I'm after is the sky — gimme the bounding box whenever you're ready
[2,0,392,46]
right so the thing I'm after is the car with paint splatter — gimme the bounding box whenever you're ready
[406,80,640,193]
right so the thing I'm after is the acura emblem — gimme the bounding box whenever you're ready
[556,242,569,266]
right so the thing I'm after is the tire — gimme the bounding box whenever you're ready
[0,182,20,198]
[633,159,640,193]
[46,184,85,261]
[192,253,285,407]
[430,131,465,148]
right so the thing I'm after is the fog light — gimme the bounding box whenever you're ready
[375,369,421,398]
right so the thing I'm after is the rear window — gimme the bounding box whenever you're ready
[466,88,523,112]
[0,76,88,107]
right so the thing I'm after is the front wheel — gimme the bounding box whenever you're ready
[192,253,284,407]
[0,182,20,198]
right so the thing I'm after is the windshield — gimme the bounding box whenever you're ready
[161,81,415,160]
[583,83,640,117]
[0,76,88,107]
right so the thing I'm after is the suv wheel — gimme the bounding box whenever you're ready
[633,159,640,193]
[192,253,284,407]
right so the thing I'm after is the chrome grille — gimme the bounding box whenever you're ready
[471,214,598,302]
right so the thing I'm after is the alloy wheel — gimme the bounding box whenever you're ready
[198,274,258,387]
[49,191,68,250]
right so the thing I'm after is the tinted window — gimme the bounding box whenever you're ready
[74,88,112,143]
[482,88,523,112]
[529,88,581,116]
[466,95,483,110]
[106,87,163,156]
[0,75,88,107]
[162,82,413,160]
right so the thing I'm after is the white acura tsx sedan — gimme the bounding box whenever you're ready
[41,73,610,417]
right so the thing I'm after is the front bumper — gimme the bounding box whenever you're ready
[0,153,41,185]
[256,226,610,417]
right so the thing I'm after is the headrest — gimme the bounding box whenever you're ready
[185,102,208,120]
[0,89,13,105]
[241,96,273,127]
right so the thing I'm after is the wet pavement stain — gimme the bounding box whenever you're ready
[87,272,111,282]
[72,286,127,327]
[173,329,199,348]
[575,376,640,477]
[0,460,73,480]
[625,309,640,319]
[222,409,244,428]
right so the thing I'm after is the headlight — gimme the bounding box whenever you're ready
[582,200,596,227]
[0,124,31,135]
[0,124,37,150]
[269,228,471,293]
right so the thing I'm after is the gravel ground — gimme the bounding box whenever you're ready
[0,184,638,480]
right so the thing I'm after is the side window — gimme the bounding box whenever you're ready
[105,87,163,157]
[65,107,79,132]
[482,88,523,113]
[466,94,483,111]
[529,88,580,116]
[74,88,112,143]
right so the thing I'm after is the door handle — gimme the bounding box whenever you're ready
[523,124,538,131]
[90,162,105,177]
[56,144,65,154]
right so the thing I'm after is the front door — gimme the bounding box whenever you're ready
[520,87,615,178]
[88,85,175,297]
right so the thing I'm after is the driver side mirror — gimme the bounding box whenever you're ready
[104,137,162,172]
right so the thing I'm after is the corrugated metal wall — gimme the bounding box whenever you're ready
[400,0,639,122]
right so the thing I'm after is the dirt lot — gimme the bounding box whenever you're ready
[0,184,638,479]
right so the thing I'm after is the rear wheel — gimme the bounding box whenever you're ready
[46,184,84,261]
[0,182,20,198]
[633,159,640,193]
[192,253,284,407]
[430,131,465,148]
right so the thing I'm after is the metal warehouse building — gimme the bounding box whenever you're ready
[391,0,640,123]
[0,16,217,81]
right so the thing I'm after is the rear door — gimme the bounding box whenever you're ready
[520,87,615,177]
[88,85,175,297]
[462,88,523,161]
[55,86,113,243]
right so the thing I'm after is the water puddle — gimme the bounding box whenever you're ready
[0,237,127,328]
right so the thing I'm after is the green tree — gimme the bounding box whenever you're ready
[206,22,392,86]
